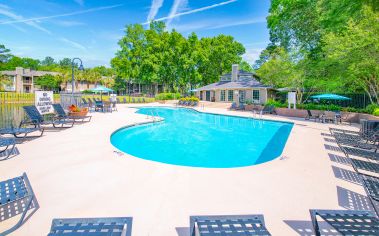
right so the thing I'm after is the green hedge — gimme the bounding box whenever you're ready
[265,99,379,115]
[155,92,181,100]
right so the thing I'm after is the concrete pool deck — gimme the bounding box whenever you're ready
[0,103,369,235]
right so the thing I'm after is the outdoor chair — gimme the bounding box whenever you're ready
[190,215,271,236]
[0,126,44,138]
[116,98,121,104]
[0,137,16,160]
[193,101,198,106]
[0,173,38,235]
[342,146,379,161]
[237,103,245,110]
[309,209,379,236]
[335,136,378,150]
[95,101,104,112]
[321,111,338,123]
[52,104,92,122]
[22,106,75,128]
[81,98,88,106]
[350,158,379,175]
[137,98,141,103]
[112,101,118,112]
[103,101,113,113]
[229,102,237,110]
[132,98,136,103]
[47,217,133,236]
[123,97,127,104]
[261,105,276,115]
[142,98,146,103]
[305,110,320,122]
[360,174,379,215]
[87,98,92,104]
[178,100,183,106]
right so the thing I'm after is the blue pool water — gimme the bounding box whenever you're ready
[111,107,293,168]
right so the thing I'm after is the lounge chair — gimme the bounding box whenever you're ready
[360,174,379,215]
[342,146,379,161]
[261,105,276,115]
[335,136,378,150]
[0,137,16,160]
[190,215,271,236]
[305,110,320,122]
[142,98,146,103]
[349,158,379,175]
[81,98,88,106]
[48,217,133,236]
[0,173,38,235]
[52,104,92,122]
[137,98,141,103]
[123,97,127,104]
[193,101,198,106]
[229,102,237,110]
[116,98,121,104]
[132,98,136,103]
[0,127,44,138]
[87,98,92,104]
[309,209,379,236]
[22,106,75,128]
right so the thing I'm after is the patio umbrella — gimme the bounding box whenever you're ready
[90,86,114,101]
[310,93,351,111]
[310,94,351,101]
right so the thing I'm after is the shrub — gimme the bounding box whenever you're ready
[297,103,341,111]
[265,99,286,108]
[245,100,253,105]
[373,108,379,116]
[365,104,379,114]
[179,96,199,102]
[155,92,181,100]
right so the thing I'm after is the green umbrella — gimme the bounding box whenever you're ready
[90,86,114,101]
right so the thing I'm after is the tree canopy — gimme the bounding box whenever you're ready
[111,22,248,93]
[256,0,379,104]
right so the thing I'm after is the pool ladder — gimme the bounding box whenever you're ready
[148,110,161,123]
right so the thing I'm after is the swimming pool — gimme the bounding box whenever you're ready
[111,107,293,168]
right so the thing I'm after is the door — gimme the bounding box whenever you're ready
[239,90,246,103]
[206,91,211,101]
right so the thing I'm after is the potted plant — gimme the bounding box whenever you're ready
[68,105,89,116]
[244,100,254,111]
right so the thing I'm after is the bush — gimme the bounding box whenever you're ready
[265,99,286,108]
[155,93,181,100]
[179,96,199,102]
[373,108,379,116]
[297,103,341,111]
[365,104,379,114]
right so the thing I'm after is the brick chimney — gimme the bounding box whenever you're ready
[231,64,239,81]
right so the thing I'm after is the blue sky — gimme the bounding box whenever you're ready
[0,0,270,67]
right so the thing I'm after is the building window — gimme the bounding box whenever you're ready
[220,90,226,101]
[228,90,234,101]
[253,90,260,103]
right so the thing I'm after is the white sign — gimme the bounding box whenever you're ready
[288,92,297,109]
[35,91,54,114]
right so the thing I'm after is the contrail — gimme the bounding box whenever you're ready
[0,4,123,25]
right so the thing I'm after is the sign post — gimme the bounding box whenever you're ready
[35,91,54,114]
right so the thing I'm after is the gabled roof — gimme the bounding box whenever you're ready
[196,78,271,91]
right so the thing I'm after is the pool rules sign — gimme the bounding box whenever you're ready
[35,91,54,114]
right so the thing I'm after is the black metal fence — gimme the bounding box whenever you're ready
[277,92,371,109]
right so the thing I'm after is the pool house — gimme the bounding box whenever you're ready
[195,64,275,104]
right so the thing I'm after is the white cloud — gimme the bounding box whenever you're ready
[0,4,123,25]
[53,20,85,27]
[59,37,86,51]
[243,47,264,65]
[147,0,164,22]
[74,0,84,6]
[208,18,266,29]
[0,7,51,34]
[166,0,188,26]
[142,0,238,25]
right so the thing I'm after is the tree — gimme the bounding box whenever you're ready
[34,74,61,91]
[0,74,12,91]
[322,6,379,103]
[0,44,12,66]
